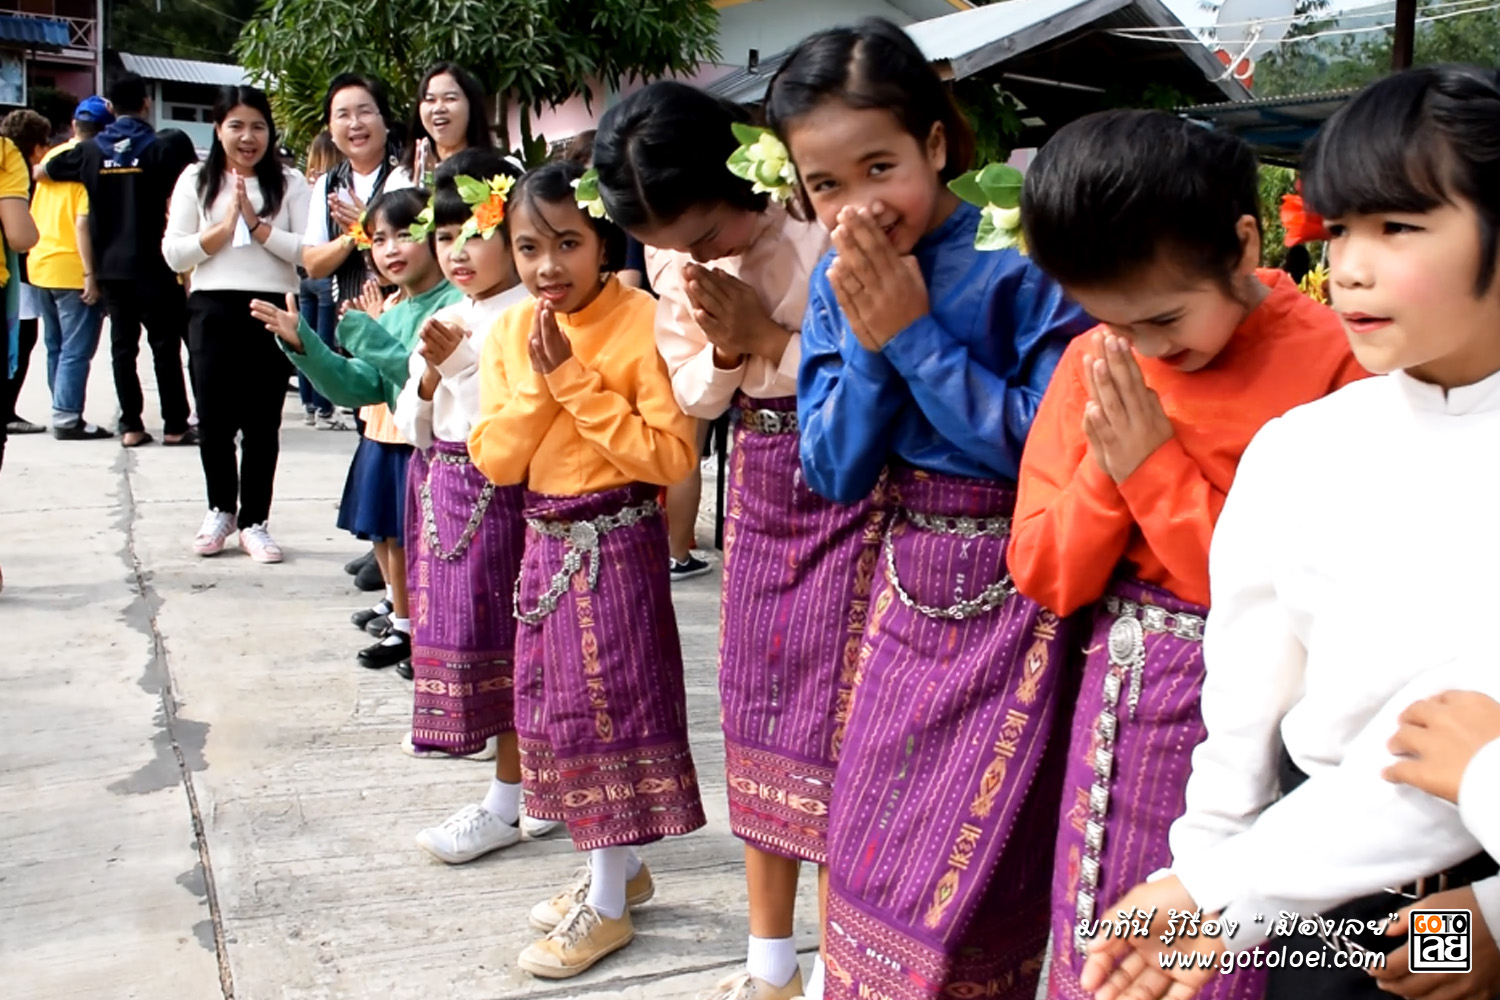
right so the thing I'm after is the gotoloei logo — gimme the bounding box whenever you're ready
[1409,910,1472,973]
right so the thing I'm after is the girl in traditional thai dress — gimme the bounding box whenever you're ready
[761,18,1092,1000]
[468,159,705,979]
[590,79,882,1000]
[1005,109,1365,1000]
[1078,64,1500,1000]
[392,148,560,850]
[253,189,461,674]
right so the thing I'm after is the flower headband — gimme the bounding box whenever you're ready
[407,173,515,251]
[1280,181,1330,247]
[573,168,609,220]
[347,214,373,251]
[948,164,1026,253]
[726,124,798,204]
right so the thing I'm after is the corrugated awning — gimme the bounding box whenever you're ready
[118,53,248,88]
[0,14,71,49]
[1179,89,1358,165]
[707,0,1247,107]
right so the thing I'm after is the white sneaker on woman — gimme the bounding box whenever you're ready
[415,802,522,863]
[193,510,235,556]
[239,523,283,563]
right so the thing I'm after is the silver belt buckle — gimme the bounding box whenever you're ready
[569,521,599,549]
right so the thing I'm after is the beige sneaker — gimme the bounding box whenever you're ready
[518,902,634,979]
[528,863,656,932]
[700,970,806,1000]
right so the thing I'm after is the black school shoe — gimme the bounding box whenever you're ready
[358,630,411,670]
[53,420,113,440]
[394,661,414,681]
[353,558,385,592]
[350,601,391,631]
[344,549,375,576]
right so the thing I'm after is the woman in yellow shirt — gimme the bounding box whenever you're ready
[468,159,704,980]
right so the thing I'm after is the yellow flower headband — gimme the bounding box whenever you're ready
[948,164,1026,253]
[726,124,797,204]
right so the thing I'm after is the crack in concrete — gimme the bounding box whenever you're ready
[114,451,237,999]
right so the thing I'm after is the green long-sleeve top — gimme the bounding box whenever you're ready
[280,281,464,410]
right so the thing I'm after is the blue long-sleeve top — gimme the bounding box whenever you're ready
[797,201,1092,504]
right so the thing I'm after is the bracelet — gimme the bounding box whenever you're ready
[253,219,268,233]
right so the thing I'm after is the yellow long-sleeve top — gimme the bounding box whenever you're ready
[468,276,697,494]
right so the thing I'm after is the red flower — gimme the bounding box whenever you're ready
[1280,183,1330,247]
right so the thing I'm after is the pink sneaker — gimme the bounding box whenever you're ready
[239,523,283,564]
[193,510,235,556]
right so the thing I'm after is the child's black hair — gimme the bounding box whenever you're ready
[365,187,429,233]
[593,81,768,230]
[431,147,524,228]
[1020,109,1260,290]
[510,159,627,272]
[764,17,974,183]
[1303,64,1500,295]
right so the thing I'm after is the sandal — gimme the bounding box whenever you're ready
[163,428,200,447]
[121,431,154,448]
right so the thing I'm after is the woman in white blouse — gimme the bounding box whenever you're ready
[163,85,310,563]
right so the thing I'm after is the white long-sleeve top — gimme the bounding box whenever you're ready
[1463,741,1500,864]
[393,283,531,451]
[162,164,310,293]
[1166,368,1500,950]
[647,203,827,418]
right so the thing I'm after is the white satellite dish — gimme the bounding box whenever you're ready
[1214,0,1296,66]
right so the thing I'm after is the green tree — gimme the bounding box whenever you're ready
[109,0,261,63]
[1255,0,1500,97]
[236,0,722,157]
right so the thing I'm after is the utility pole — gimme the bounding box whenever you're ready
[1392,0,1416,69]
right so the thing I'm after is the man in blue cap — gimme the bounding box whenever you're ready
[40,73,198,448]
[31,95,115,439]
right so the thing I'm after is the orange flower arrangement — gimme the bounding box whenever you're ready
[1280,181,1330,247]
[347,217,373,251]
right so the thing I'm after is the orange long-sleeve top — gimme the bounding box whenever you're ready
[1010,269,1368,616]
[467,275,697,494]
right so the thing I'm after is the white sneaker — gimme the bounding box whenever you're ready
[239,523,283,563]
[522,813,562,839]
[193,510,235,556]
[400,732,498,760]
[415,802,521,864]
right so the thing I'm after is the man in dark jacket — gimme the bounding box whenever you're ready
[43,72,198,446]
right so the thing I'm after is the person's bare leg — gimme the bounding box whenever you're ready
[371,540,391,588]
[666,419,710,562]
[387,543,409,619]
[740,844,802,990]
[666,466,703,561]
[496,731,521,784]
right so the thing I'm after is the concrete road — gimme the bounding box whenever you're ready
[0,348,819,999]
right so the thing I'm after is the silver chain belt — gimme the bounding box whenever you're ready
[418,449,495,562]
[1074,597,1207,954]
[882,509,1015,621]
[738,407,798,435]
[512,499,661,626]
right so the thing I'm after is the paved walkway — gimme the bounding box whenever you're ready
[1,353,818,999]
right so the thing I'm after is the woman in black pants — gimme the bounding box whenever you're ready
[163,86,310,563]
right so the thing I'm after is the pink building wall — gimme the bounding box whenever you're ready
[503,64,738,147]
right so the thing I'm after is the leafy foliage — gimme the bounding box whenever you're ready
[236,0,721,157]
[109,0,262,63]
[1253,0,1500,97]
[1258,164,1298,268]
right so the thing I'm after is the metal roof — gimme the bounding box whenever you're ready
[1179,88,1358,164]
[0,14,71,49]
[118,53,248,88]
[707,0,1246,105]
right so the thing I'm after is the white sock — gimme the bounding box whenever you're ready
[585,846,630,918]
[805,955,826,999]
[625,847,642,880]
[384,584,394,602]
[748,935,799,988]
[481,778,521,825]
[371,598,392,615]
[381,618,411,647]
